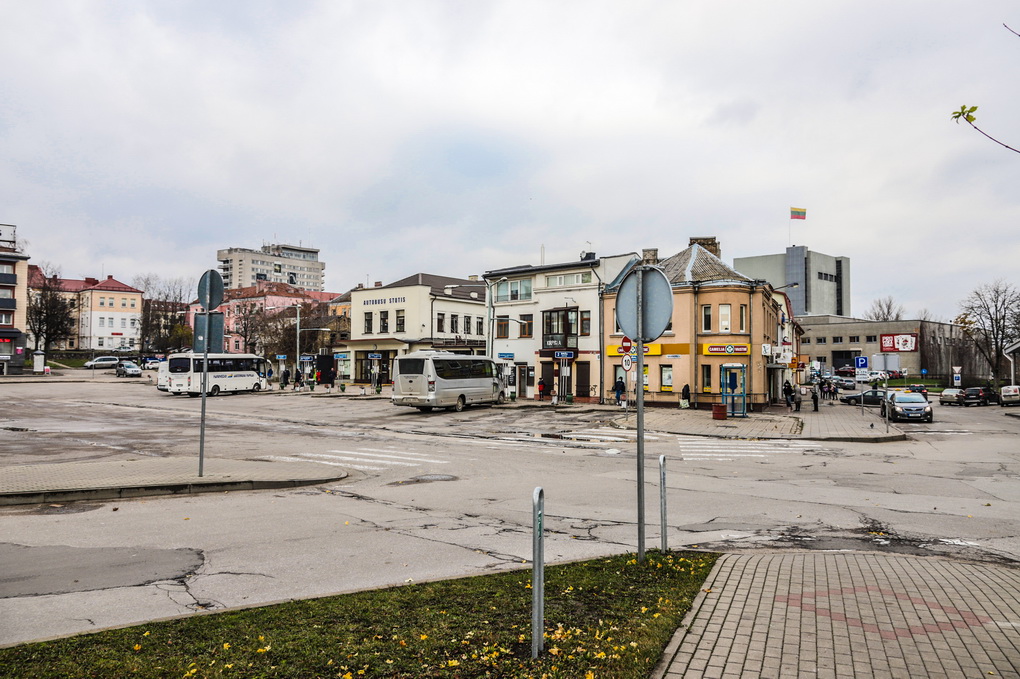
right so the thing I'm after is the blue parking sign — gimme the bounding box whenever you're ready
[854,356,868,369]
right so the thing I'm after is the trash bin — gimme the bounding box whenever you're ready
[712,403,727,420]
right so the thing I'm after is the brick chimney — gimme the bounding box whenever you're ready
[689,237,721,258]
[642,248,659,265]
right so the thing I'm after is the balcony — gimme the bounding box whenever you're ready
[433,337,486,348]
[0,273,16,285]
[0,298,16,310]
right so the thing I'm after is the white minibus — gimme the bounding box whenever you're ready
[166,352,268,396]
[392,351,506,412]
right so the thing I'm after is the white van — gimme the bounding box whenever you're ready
[156,361,170,392]
[1000,385,1020,407]
[392,351,506,412]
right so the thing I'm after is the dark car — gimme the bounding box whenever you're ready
[963,386,998,406]
[840,389,886,406]
[905,384,928,401]
[880,392,934,422]
[939,388,965,406]
[834,366,856,377]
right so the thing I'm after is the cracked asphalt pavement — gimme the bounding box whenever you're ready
[1,380,1019,646]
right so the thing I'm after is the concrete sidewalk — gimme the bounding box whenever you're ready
[653,551,1020,678]
[0,457,346,506]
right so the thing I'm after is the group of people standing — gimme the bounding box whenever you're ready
[783,378,837,412]
[278,367,338,393]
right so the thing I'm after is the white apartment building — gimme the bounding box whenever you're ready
[345,274,488,384]
[217,243,325,292]
[483,251,637,401]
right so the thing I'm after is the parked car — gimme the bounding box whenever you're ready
[840,389,887,406]
[905,384,928,401]
[115,361,142,377]
[963,386,998,406]
[939,388,965,406]
[1000,385,1020,407]
[880,392,934,422]
[83,356,120,369]
[143,358,163,370]
[834,366,856,377]
[835,378,857,391]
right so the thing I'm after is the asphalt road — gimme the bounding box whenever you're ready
[1,379,1018,646]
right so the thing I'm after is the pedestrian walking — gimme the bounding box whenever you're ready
[326,368,336,393]
[680,383,691,409]
[538,378,546,401]
[613,377,626,405]
[794,386,803,411]
[811,385,820,411]
[281,368,290,390]
[294,371,304,391]
[783,380,794,407]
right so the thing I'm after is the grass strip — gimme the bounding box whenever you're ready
[0,550,717,678]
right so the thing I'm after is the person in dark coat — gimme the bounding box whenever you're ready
[537,378,546,400]
[681,383,691,409]
[281,368,290,390]
[613,378,626,405]
[783,380,794,407]
[811,385,820,411]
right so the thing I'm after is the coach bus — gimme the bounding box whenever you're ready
[166,352,269,397]
[391,351,507,412]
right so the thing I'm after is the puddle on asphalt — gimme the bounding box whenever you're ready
[387,474,458,486]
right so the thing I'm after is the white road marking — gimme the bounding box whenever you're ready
[324,450,449,464]
[266,455,384,471]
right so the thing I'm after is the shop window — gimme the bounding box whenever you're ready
[660,365,673,392]
[701,364,712,391]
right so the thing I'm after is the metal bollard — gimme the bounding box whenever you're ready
[532,487,545,658]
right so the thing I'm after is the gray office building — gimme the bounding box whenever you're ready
[733,246,850,317]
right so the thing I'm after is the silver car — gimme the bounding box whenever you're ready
[115,361,142,378]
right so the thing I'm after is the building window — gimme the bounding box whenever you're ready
[436,313,445,333]
[719,304,731,333]
[476,318,484,335]
[660,365,673,392]
[815,337,826,344]
[701,305,712,332]
[495,279,533,302]
[542,309,578,349]
[463,315,471,334]
[701,364,712,391]
[379,310,389,333]
[739,305,747,333]
[0,311,13,325]
[866,335,877,343]
[545,272,592,287]
[580,310,591,336]
[121,318,126,329]
[364,312,373,334]
[450,314,459,334]
[520,314,533,338]
[816,356,828,363]
[99,317,105,328]
[495,315,509,339]
[98,296,105,307]
[121,298,127,307]
[832,336,843,343]
[802,337,811,344]
[849,335,859,343]
[234,340,240,351]
[0,263,12,274]
[98,337,104,347]
[396,309,405,333]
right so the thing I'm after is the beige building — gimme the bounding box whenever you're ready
[602,239,787,412]
[217,243,325,292]
[0,224,30,374]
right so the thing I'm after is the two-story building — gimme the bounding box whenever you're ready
[0,225,30,374]
[602,239,786,412]
[483,251,637,401]
[345,274,489,385]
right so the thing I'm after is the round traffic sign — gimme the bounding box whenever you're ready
[622,355,633,371]
[621,336,633,353]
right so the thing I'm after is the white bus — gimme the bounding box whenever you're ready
[392,351,507,412]
[166,352,269,397]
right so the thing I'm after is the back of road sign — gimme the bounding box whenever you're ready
[616,267,673,342]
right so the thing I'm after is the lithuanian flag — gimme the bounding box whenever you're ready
[790,207,806,220]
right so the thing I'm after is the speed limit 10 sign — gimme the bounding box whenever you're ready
[622,354,634,371]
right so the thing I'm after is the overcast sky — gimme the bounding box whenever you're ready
[3,1,1018,319]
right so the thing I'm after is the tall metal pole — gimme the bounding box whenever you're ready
[295,304,301,378]
[198,313,210,477]
[636,267,646,562]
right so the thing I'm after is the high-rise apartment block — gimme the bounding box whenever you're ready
[217,243,325,292]
[733,245,850,317]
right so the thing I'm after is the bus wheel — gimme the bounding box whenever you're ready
[210,385,220,397]
[417,406,433,413]
[496,392,506,405]
[252,383,261,392]
[453,396,466,412]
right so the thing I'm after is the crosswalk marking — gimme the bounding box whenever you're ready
[324,450,449,464]
[262,447,451,472]
[266,455,385,471]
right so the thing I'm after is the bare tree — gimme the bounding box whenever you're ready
[26,263,77,355]
[956,279,1020,384]
[862,296,905,321]
[231,302,266,354]
[132,274,195,353]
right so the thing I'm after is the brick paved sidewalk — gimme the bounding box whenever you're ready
[655,552,1020,678]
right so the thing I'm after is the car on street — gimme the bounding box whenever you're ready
[834,366,856,377]
[83,356,120,369]
[963,386,998,406]
[839,389,887,406]
[835,377,856,391]
[1000,385,1020,407]
[143,358,162,370]
[115,361,142,377]
[939,388,965,406]
[905,384,929,400]
[880,391,933,422]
